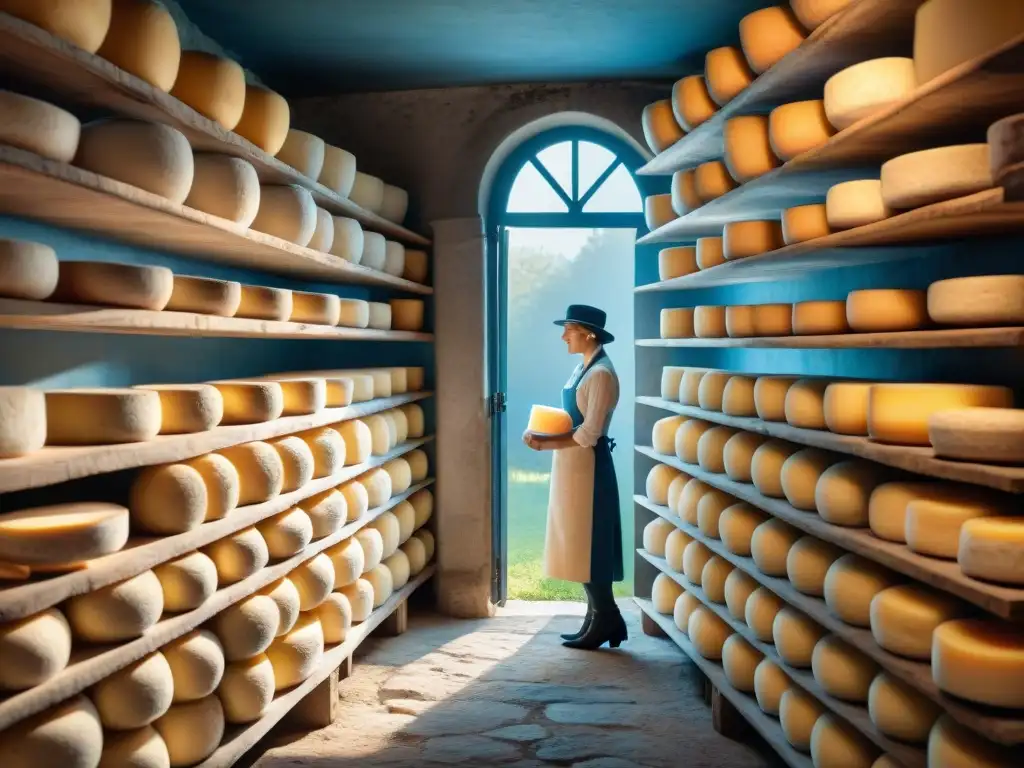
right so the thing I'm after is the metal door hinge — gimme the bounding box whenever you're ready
[488,391,507,416]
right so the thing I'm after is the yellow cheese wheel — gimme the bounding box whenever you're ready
[706,46,755,106]
[687,606,732,660]
[701,555,734,603]
[187,453,240,522]
[0,238,59,302]
[868,383,1013,446]
[350,172,385,213]
[251,184,318,247]
[754,659,790,715]
[694,305,727,339]
[218,654,275,725]
[170,51,245,130]
[724,432,766,484]
[154,551,217,612]
[402,403,426,438]
[659,247,699,284]
[0,500,129,566]
[933,619,1024,708]
[355,527,385,573]
[769,100,834,161]
[276,377,327,417]
[53,260,174,311]
[98,726,170,768]
[0,695,103,768]
[812,634,877,702]
[722,634,762,693]
[906,491,1010,559]
[755,377,797,422]
[811,715,879,768]
[339,481,369,525]
[391,298,425,332]
[815,460,885,527]
[753,303,793,336]
[824,554,898,627]
[697,489,735,538]
[326,536,364,589]
[672,75,717,132]
[724,569,759,621]
[330,298,368,329]
[642,517,675,557]
[646,463,682,506]
[660,307,694,339]
[751,439,799,497]
[319,145,357,198]
[673,477,703,524]
[774,606,826,668]
[724,220,784,260]
[752,518,801,576]
[719,503,767,556]
[267,614,324,691]
[313,591,353,643]
[683,540,714,586]
[826,179,891,229]
[739,6,806,73]
[693,164,736,207]
[204,526,269,584]
[673,591,702,633]
[780,688,824,753]
[652,415,684,456]
[369,510,402,558]
[680,368,709,406]
[211,593,279,661]
[162,629,224,703]
[781,447,836,510]
[697,371,731,411]
[66,569,163,642]
[914,0,1024,84]
[696,235,727,269]
[721,375,757,417]
[299,426,346,480]
[415,528,435,562]
[365,562,395,608]
[288,290,340,327]
[403,250,429,283]
[781,204,831,245]
[257,506,313,559]
[153,695,224,767]
[867,480,943,544]
[746,586,786,643]
[393,498,417,542]
[235,285,292,321]
[726,305,757,337]
[823,58,917,131]
[184,154,262,229]
[784,379,829,429]
[290,552,336,610]
[384,548,411,589]
[792,300,848,335]
[676,419,712,466]
[958,517,1024,585]
[823,382,872,435]
[670,171,700,218]
[140,383,223,435]
[0,608,72,691]
[276,129,325,180]
[361,467,393,508]
[367,300,392,330]
[664,528,690,573]
[882,144,993,210]
[787,536,843,596]
[790,0,855,30]
[233,85,290,156]
[0,90,81,163]
[927,715,1022,768]
[870,583,965,660]
[217,441,284,504]
[338,578,375,622]
[698,428,737,475]
[330,216,365,263]
[724,116,780,183]
[868,673,941,744]
[0,0,112,52]
[644,194,677,231]
[652,572,685,614]
[260,577,300,637]
[335,419,372,466]
[641,99,685,154]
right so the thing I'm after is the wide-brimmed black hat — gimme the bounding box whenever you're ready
[553,304,614,343]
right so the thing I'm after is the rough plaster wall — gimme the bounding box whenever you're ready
[161,0,265,85]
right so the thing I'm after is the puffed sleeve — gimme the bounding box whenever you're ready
[573,367,618,448]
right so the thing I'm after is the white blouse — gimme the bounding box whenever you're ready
[570,355,620,449]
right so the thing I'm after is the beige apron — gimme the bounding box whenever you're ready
[543,442,595,583]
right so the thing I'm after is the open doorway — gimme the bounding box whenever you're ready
[487,127,647,603]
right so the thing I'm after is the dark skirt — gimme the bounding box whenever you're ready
[588,436,624,583]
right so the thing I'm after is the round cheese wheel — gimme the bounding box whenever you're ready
[0,695,103,768]
[823,382,872,435]
[393,499,417,543]
[154,551,217,613]
[0,608,72,691]
[680,368,710,406]
[187,453,240,522]
[908,492,1010,560]
[381,184,409,223]
[816,460,885,527]
[318,145,357,197]
[697,489,734,539]
[340,482,370,524]
[329,216,366,264]
[98,726,170,768]
[753,303,793,336]
[751,439,799,497]
[676,419,712,465]
[310,208,339,254]
[881,144,992,210]
[384,549,411,590]
[350,172,385,213]
[300,489,347,541]
[847,288,928,332]
[780,689,824,753]
[935,618,1024,705]
[774,607,826,668]
[673,591,702,633]
[270,435,316,493]
[0,500,129,566]
[643,517,676,557]
[163,629,224,703]
[297,427,344,481]
[746,587,785,642]
[403,403,427,437]
[382,241,406,278]
[184,154,260,226]
[235,285,292,322]
[669,473,694,513]
[867,480,943,543]
[722,634,762,692]
[276,129,325,180]
[868,383,1013,446]
[257,507,313,559]
[268,614,325,691]
[153,695,224,767]
[694,163,737,204]
[415,528,435,562]
[787,537,843,596]
[0,90,81,163]
[170,51,244,129]
[203,527,269,585]
[719,502,767,555]
[694,305,727,339]
[217,441,285,504]
[724,116,779,183]
[218,654,275,724]
[752,518,801,576]
[701,556,734,603]
[670,171,701,218]
[641,99,685,154]
[868,673,941,743]
[391,298,425,332]
[646,463,682,506]
[687,606,732,660]
[824,554,898,627]
[405,448,429,483]
[53,260,173,311]
[826,179,891,229]
[361,467,393,508]
[928,275,1024,327]
[754,659,790,715]
[755,377,797,421]
[781,448,836,510]
[0,239,59,301]
[1,1,112,52]
[696,235,727,269]
[665,529,691,573]
[725,570,759,621]
[769,100,834,161]
[66,569,163,642]
[672,75,717,132]
[362,235,389,273]
[338,578,374,622]
[724,220,784,260]
[212,593,280,661]
[697,427,736,473]
[138,383,222,436]
[705,46,754,106]
[314,591,353,643]
[785,379,830,429]
[739,6,806,73]
[210,381,285,426]
[959,517,1024,585]
[781,203,831,245]
[824,58,917,131]
[369,510,401,558]
[644,194,677,231]
[652,572,685,614]
[129,462,207,534]
[678,478,708,526]
[291,552,335,610]
[260,577,300,637]
[364,414,393,456]
[790,0,854,29]
[928,715,1022,768]
[365,562,394,608]
[251,185,317,247]
[722,376,757,417]
[811,635,877,702]
[811,715,878,768]
[337,419,373,466]
[402,250,429,284]
[233,85,290,156]
[793,300,848,335]
[870,583,965,660]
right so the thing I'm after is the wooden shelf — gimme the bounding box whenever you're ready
[0,441,434,622]
[0,392,430,494]
[637,0,920,176]
[634,597,813,768]
[0,489,436,731]
[201,565,435,768]
[635,446,1024,620]
[0,298,434,342]
[635,496,1024,746]
[637,396,1024,493]
[0,145,432,291]
[638,549,925,768]
[0,12,430,247]
[636,327,1024,350]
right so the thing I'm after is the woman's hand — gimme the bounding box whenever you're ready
[522,431,543,451]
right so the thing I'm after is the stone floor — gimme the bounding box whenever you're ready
[249,600,780,768]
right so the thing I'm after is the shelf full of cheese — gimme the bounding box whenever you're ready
[0,3,430,247]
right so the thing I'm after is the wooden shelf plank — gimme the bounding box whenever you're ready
[633,597,813,768]
[634,496,1024,746]
[0,491,436,731]
[0,145,432,291]
[637,0,920,176]
[637,548,925,768]
[635,446,1024,620]
[637,396,1024,493]
[0,392,430,494]
[201,565,435,768]
[635,327,1024,350]
[636,189,1024,286]
[0,12,430,247]
[0,442,434,622]
[0,298,433,342]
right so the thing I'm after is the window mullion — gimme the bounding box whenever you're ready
[577,159,623,210]
[529,157,573,209]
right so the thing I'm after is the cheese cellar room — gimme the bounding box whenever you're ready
[2,1,1024,767]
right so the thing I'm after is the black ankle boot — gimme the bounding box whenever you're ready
[561,606,594,641]
[562,610,628,650]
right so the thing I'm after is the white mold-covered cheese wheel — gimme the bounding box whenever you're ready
[784,378,829,429]
[338,419,373,466]
[251,185,317,247]
[646,463,681,506]
[53,260,174,311]
[754,377,797,422]
[153,695,224,768]
[869,673,941,744]
[787,536,843,596]
[276,129,325,180]
[393,500,417,544]
[687,606,732,660]
[162,629,224,703]
[867,383,1013,446]
[683,541,713,586]
[0,239,59,302]
[781,204,831,245]
[405,449,429,485]
[723,220,784,260]
[217,441,284,504]
[694,305,727,339]
[881,144,992,210]
[644,194,677,231]
[870,583,965,660]
[677,478,708,526]
[0,500,129,565]
[706,46,754,106]
[769,99,835,161]
[719,503,767,556]
[697,371,730,411]
[0,90,81,164]
[933,619,1024,708]
[384,549,411,589]
[781,447,835,510]
[698,428,736,475]
[383,241,406,277]
[823,382,872,436]
[746,587,785,643]
[210,381,285,426]
[928,275,1024,327]
[381,185,409,223]
[301,426,346,479]
[790,0,854,30]
[959,517,1024,585]
[811,715,878,768]
[203,527,269,585]
[652,415,684,456]
[154,551,217,613]
[340,481,370,523]
[754,659,790,715]
[929,716,1022,768]
[354,527,384,573]
[751,439,799,498]
[365,562,394,608]
[410,489,434,530]
[66,569,163,642]
[99,726,170,768]
[641,99,685,154]
[723,116,780,184]
[676,420,713,466]
[780,688,824,753]
[350,172,385,213]
[335,298,370,329]
[290,553,335,610]
[330,216,365,263]
[267,614,324,691]
[0,695,103,768]
[235,285,292,321]
[211,593,280,661]
[673,591,702,633]
[914,0,1024,85]
[824,554,898,627]
[218,654,275,724]
[391,299,425,332]
[369,510,402,558]
[314,591,353,642]
[0,608,72,691]
[257,507,313,559]
[816,460,884,527]
[415,528,435,562]
[140,384,223,435]
[260,577,300,637]
[824,58,916,131]
[169,51,244,130]
[722,376,757,418]
[665,529,691,572]
[188,453,239,522]
[826,179,890,230]
[696,235,727,270]
[672,75,717,132]
[722,634,762,692]
[368,300,393,330]
[739,6,806,74]
[361,467,393,508]
[651,572,684,614]
[270,435,316,492]
[752,518,801,576]
[694,163,737,205]
[361,233,388,272]
[76,120,194,203]
[907,491,1010,559]
[232,84,290,156]
[671,171,701,218]
[660,307,694,339]
[811,635,877,702]
[793,300,848,335]
[319,145,357,198]
[774,607,826,668]
[0,1,112,52]
[701,556,734,603]
[184,154,260,226]
[307,207,334,252]
[339,578,375,622]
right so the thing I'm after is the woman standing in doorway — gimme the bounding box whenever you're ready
[523,304,625,650]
